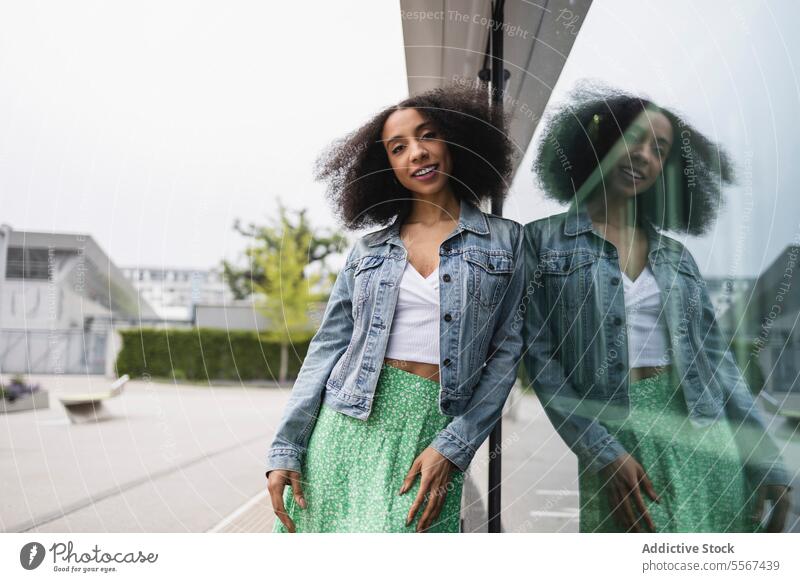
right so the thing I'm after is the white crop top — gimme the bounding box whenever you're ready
[383,261,440,365]
[623,265,671,368]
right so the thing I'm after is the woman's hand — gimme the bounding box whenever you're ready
[754,484,791,532]
[600,453,660,532]
[266,469,306,533]
[399,447,457,532]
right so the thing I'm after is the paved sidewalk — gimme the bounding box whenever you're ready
[3,375,798,533]
[1,374,290,533]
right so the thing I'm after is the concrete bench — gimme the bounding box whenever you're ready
[59,374,129,423]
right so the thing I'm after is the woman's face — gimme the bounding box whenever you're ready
[607,110,674,199]
[381,107,453,197]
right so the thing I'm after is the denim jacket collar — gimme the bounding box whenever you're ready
[563,203,594,237]
[365,197,490,248]
[563,202,672,260]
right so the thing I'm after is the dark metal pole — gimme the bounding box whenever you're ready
[487,0,505,534]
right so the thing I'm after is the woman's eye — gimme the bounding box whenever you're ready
[421,132,436,140]
[392,144,404,154]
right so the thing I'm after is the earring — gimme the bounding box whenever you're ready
[588,113,602,142]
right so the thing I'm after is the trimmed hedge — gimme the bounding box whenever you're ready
[730,337,766,395]
[116,328,310,382]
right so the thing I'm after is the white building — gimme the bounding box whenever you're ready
[0,224,157,375]
[192,298,325,333]
[120,265,233,322]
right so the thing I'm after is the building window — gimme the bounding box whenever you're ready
[5,247,51,280]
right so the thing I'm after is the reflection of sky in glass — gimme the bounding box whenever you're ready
[507,0,800,279]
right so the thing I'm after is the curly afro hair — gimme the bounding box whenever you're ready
[315,84,516,230]
[533,84,735,235]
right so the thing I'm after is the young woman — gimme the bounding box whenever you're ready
[522,87,791,533]
[265,86,525,533]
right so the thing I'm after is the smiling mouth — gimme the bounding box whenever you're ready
[412,163,438,178]
[620,166,645,180]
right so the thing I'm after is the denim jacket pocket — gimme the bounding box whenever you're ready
[538,250,596,333]
[349,254,386,318]
[677,261,705,314]
[657,258,705,331]
[328,254,385,389]
[464,248,514,307]
[538,250,595,275]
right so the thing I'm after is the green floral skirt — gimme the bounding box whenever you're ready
[578,372,759,532]
[274,363,464,533]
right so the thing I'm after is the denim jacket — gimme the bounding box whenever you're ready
[520,205,790,488]
[266,198,525,474]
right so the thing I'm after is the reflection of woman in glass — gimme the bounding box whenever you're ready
[522,86,791,532]
[265,86,524,532]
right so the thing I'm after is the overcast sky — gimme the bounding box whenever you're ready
[0,0,408,271]
[1,0,798,278]
[506,0,800,278]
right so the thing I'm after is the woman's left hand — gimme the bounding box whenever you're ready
[399,446,457,532]
[753,484,791,532]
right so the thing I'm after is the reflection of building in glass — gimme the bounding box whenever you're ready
[120,266,232,322]
[724,245,800,412]
[0,224,157,375]
[706,277,756,320]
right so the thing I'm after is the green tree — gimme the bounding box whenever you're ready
[251,203,341,382]
[221,205,346,300]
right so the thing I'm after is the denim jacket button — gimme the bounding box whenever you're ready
[613,316,622,325]
[611,276,620,285]
[442,273,451,282]
[444,313,453,322]
[616,362,625,372]
[443,358,452,366]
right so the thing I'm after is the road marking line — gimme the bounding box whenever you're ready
[529,509,579,518]
[534,489,579,496]
[208,490,266,533]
